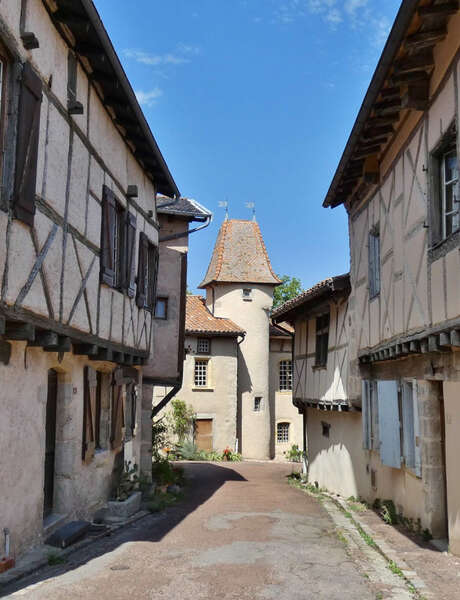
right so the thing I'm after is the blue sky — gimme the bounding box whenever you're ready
[94,0,401,292]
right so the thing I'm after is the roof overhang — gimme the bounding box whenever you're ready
[272,274,350,324]
[185,330,244,338]
[42,0,179,198]
[323,0,459,210]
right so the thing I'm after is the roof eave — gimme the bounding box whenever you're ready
[323,0,420,209]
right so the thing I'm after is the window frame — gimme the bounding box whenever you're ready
[440,148,459,240]
[314,312,330,367]
[194,358,209,388]
[279,359,292,391]
[242,288,252,301]
[197,338,211,355]
[253,396,263,412]
[154,296,168,320]
[276,422,290,444]
[368,226,381,299]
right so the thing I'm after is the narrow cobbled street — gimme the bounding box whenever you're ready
[3,462,373,599]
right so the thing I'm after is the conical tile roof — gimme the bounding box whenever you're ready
[198,219,281,288]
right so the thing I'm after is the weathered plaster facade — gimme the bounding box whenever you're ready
[0,0,179,558]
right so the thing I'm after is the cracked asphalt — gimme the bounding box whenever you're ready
[4,462,374,599]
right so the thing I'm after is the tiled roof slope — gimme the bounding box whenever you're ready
[198,220,281,288]
[185,296,245,336]
[271,274,350,320]
[157,196,212,221]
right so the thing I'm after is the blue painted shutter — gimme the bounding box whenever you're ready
[377,380,401,468]
[402,382,415,470]
[413,381,422,478]
[362,380,371,449]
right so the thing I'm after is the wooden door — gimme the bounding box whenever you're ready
[195,419,213,452]
[43,369,58,518]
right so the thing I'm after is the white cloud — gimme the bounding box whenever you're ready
[344,0,369,16]
[135,87,163,107]
[124,49,189,66]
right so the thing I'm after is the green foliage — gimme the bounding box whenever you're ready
[172,442,242,462]
[380,499,398,525]
[167,398,195,443]
[175,439,199,460]
[272,275,302,309]
[47,552,66,566]
[388,560,404,577]
[423,528,433,542]
[114,461,139,501]
[152,457,177,486]
[283,444,303,462]
[152,416,169,460]
[221,447,242,461]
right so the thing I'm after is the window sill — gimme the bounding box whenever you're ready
[312,365,327,371]
[242,298,253,302]
[278,390,292,394]
[428,229,460,263]
[369,292,380,302]
[192,387,214,392]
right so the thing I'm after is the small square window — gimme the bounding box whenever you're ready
[369,228,380,298]
[197,338,210,354]
[242,288,252,300]
[321,421,331,438]
[315,313,329,367]
[155,297,168,319]
[277,422,289,443]
[254,396,262,412]
[279,360,292,391]
[194,359,208,387]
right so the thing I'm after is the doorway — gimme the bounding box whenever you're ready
[43,369,58,519]
[195,419,213,451]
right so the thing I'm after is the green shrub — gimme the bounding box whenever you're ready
[152,416,169,459]
[152,457,177,485]
[47,552,66,566]
[380,499,398,525]
[284,444,303,462]
[175,439,199,460]
[113,461,139,501]
[167,399,195,443]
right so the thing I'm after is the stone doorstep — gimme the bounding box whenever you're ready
[323,493,433,598]
[0,510,150,590]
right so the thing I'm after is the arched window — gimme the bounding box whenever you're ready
[279,360,292,391]
[277,422,290,443]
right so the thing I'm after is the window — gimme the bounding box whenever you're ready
[440,148,459,239]
[279,360,292,391]
[155,297,168,319]
[322,421,331,438]
[136,232,159,311]
[277,422,290,443]
[254,396,263,412]
[362,379,421,477]
[194,359,208,387]
[242,288,252,300]
[315,313,329,367]
[101,185,137,296]
[369,227,380,298]
[197,338,210,354]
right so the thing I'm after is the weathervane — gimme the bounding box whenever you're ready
[245,202,256,221]
[218,200,229,220]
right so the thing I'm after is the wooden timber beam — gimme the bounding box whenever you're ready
[428,334,441,353]
[373,98,402,113]
[52,9,91,32]
[0,316,4,336]
[362,125,394,140]
[73,343,99,356]
[4,321,35,342]
[418,2,458,17]
[90,348,114,362]
[366,114,400,127]
[28,331,58,348]
[394,49,434,75]
[0,340,11,365]
[363,155,380,184]
[380,86,401,98]
[354,146,382,159]
[44,336,71,353]
[402,79,430,111]
[391,70,430,84]
[75,43,106,61]
[405,27,447,50]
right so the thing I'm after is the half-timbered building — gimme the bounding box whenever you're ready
[0,0,179,558]
[322,0,460,552]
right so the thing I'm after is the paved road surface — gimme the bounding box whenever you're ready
[4,462,373,599]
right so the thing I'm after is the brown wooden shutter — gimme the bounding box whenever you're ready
[150,244,160,309]
[13,62,43,227]
[136,232,148,308]
[101,185,116,286]
[82,366,97,463]
[110,383,124,451]
[125,212,136,297]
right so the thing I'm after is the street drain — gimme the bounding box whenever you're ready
[110,565,130,571]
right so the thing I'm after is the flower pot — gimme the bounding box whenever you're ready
[0,557,15,573]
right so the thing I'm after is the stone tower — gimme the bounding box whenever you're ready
[199,219,281,459]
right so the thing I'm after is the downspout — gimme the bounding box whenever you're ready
[235,332,246,453]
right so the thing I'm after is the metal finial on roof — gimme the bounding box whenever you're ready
[218,200,229,220]
[245,202,256,221]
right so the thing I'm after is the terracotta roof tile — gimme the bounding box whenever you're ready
[199,219,281,288]
[185,296,245,336]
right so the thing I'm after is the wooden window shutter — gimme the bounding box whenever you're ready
[125,212,137,297]
[110,383,124,451]
[13,62,43,227]
[136,232,148,308]
[82,366,98,463]
[101,185,116,286]
[362,380,371,450]
[377,380,401,469]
